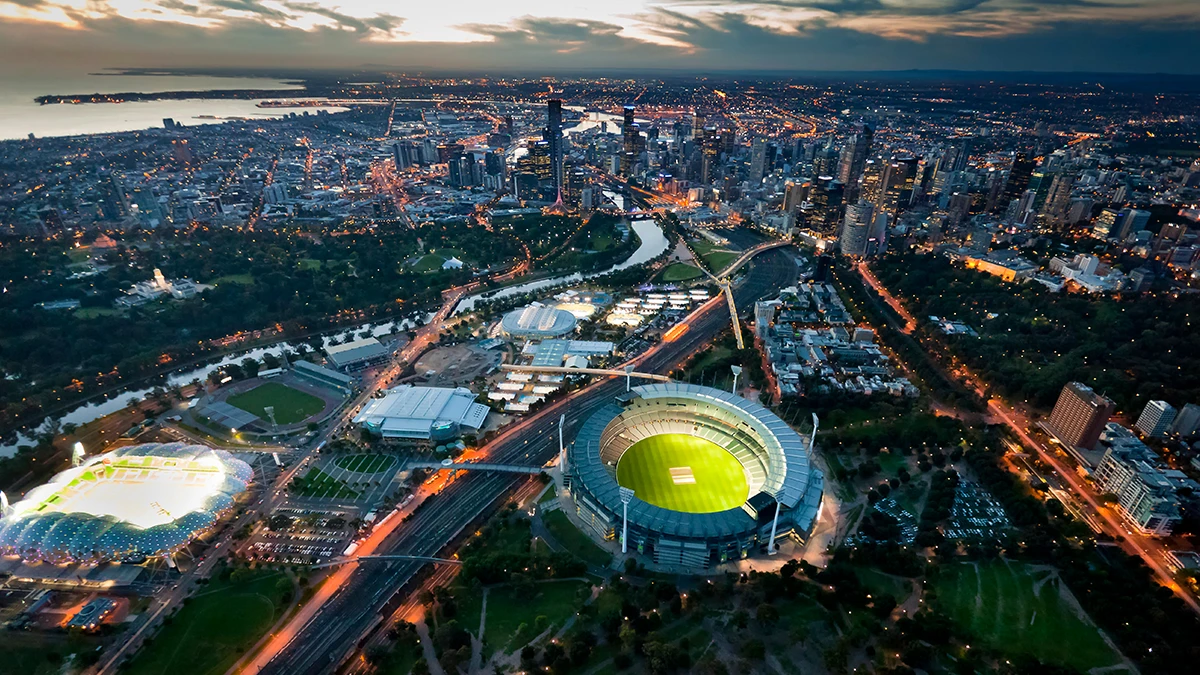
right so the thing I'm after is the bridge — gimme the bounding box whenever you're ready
[499,364,671,382]
[311,554,462,570]
[406,460,547,474]
[696,238,794,350]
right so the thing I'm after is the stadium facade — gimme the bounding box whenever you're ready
[567,383,823,568]
[0,443,252,564]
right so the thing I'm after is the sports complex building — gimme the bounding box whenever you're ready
[567,383,823,568]
[0,443,252,564]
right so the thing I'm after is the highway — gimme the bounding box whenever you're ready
[248,240,797,675]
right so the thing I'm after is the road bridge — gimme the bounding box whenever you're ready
[499,364,671,382]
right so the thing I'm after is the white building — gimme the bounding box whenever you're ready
[1135,400,1177,438]
[354,385,489,441]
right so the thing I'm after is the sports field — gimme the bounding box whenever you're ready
[615,434,748,513]
[933,560,1125,672]
[227,382,325,425]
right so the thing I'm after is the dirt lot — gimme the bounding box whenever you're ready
[413,345,503,387]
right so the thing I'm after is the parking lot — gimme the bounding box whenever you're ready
[944,480,1010,542]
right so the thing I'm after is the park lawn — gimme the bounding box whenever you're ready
[210,273,255,286]
[377,631,424,675]
[542,510,612,568]
[486,580,590,653]
[291,467,359,499]
[877,450,909,476]
[776,594,829,630]
[227,382,324,425]
[616,434,748,514]
[538,485,557,504]
[854,566,913,602]
[430,248,468,261]
[933,560,1124,673]
[702,250,739,272]
[661,263,704,282]
[66,247,91,263]
[298,258,323,271]
[0,634,104,675]
[123,571,290,675]
[75,307,123,319]
[334,454,396,474]
[411,254,446,273]
[689,239,722,256]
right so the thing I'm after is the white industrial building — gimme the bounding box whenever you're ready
[354,385,490,441]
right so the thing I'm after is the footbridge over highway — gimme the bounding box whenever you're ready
[499,364,671,382]
[406,460,547,474]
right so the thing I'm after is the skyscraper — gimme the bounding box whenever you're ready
[998,153,1036,213]
[620,105,642,177]
[838,124,873,189]
[1047,382,1115,451]
[546,99,564,196]
[839,199,875,256]
[749,138,768,183]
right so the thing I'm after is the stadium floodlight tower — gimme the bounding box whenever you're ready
[730,365,743,396]
[768,412,819,555]
[619,486,635,554]
[558,414,567,472]
[624,365,635,392]
[71,442,86,467]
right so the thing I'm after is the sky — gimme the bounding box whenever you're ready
[1,0,1199,76]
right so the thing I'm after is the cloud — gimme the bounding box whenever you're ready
[0,0,1198,74]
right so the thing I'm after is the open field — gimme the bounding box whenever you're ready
[289,467,359,500]
[542,510,612,567]
[486,580,590,653]
[616,434,748,514]
[702,250,739,272]
[933,560,1124,672]
[334,454,397,474]
[123,571,290,675]
[75,307,124,319]
[661,263,704,282]
[227,382,324,425]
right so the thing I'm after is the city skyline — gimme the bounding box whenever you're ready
[2,1,1200,76]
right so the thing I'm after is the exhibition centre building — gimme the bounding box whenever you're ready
[0,443,252,564]
[567,383,823,568]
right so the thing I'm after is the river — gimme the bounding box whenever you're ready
[0,215,666,456]
[0,318,424,457]
[453,215,666,314]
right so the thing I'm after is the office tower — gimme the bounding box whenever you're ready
[447,153,465,187]
[1117,209,1151,241]
[814,255,834,282]
[484,151,505,179]
[392,143,409,170]
[839,199,875,256]
[503,115,514,135]
[162,118,175,129]
[514,172,539,201]
[1041,171,1078,224]
[1048,382,1115,450]
[838,125,873,186]
[621,105,640,177]
[1170,403,1200,437]
[783,181,807,214]
[879,157,918,216]
[749,138,768,183]
[1135,401,1177,438]
[950,137,973,172]
[866,211,890,257]
[813,143,839,179]
[998,153,1036,212]
[1092,208,1123,240]
[546,99,564,195]
[518,140,552,181]
[700,129,719,184]
[859,159,883,206]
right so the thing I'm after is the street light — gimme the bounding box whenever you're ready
[619,487,635,554]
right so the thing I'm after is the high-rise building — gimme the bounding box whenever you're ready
[998,153,1036,213]
[546,99,564,196]
[1092,208,1124,240]
[866,211,890,257]
[1135,400,1177,438]
[749,138,768,183]
[1169,403,1200,437]
[392,143,409,170]
[620,105,643,177]
[1117,209,1151,241]
[838,124,873,188]
[1047,382,1115,450]
[839,199,875,256]
[518,141,553,181]
[783,181,807,214]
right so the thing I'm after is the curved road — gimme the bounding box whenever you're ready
[250,243,797,675]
